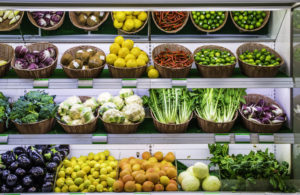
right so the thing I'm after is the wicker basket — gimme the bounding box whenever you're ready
[0,11,24,31]
[194,45,236,78]
[111,12,148,34]
[195,111,238,133]
[12,42,58,78]
[0,43,14,77]
[0,122,5,133]
[152,11,189,33]
[56,96,99,134]
[152,44,193,78]
[108,64,147,78]
[237,43,284,77]
[151,111,191,133]
[239,94,286,133]
[13,118,55,134]
[27,11,65,31]
[99,116,143,134]
[190,11,228,33]
[230,11,270,32]
[69,12,109,31]
[61,45,106,78]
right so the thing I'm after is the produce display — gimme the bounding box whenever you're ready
[61,48,105,70]
[113,151,177,192]
[30,11,64,28]
[9,91,57,124]
[153,12,188,32]
[239,48,281,66]
[55,150,118,192]
[0,10,21,25]
[112,11,147,32]
[0,92,9,125]
[293,10,300,30]
[57,96,98,125]
[178,162,221,191]
[231,11,267,30]
[154,48,193,68]
[99,89,145,124]
[191,11,226,31]
[73,11,106,28]
[14,45,57,70]
[192,88,246,122]
[241,98,286,124]
[194,48,236,66]
[0,145,69,193]
[106,36,149,68]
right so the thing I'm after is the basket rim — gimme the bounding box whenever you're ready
[27,11,65,31]
[0,43,14,65]
[0,11,24,32]
[230,11,270,32]
[150,110,192,126]
[107,63,147,70]
[12,117,54,125]
[190,11,228,33]
[69,11,109,31]
[99,115,144,126]
[194,110,238,124]
[152,11,189,33]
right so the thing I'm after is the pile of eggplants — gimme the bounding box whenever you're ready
[0,145,69,193]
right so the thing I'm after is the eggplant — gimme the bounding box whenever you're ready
[15,168,26,177]
[2,170,10,180]
[0,169,3,178]
[52,153,62,164]
[44,172,54,183]
[29,166,44,178]
[13,184,24,193]
[34,145,49,154]
[41,181,53,192]
[8,161,18,171]
[1,151,16,166]
[17,155,31,169]
[6,174,18,186]
[0,184,10,193]
[28,147,44,166]
[46,162,57,172]
[27,186,37,192]
[22,175,33,186]
[13,146,27,156]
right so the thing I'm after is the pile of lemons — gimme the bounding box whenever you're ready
[106,36,149,68]
[113,11,147,32]
[54,150,118,193]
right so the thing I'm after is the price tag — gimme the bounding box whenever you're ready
[33,78,48,88]
[0,134,8,144]
[78,79,93,88]
[122,79,137,88]
[215,133,230,143]
[259,133,274,143]
[235,133,250,143]
[92,134,107,144]
[172,78,187,88]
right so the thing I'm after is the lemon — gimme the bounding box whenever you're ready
[125,11,133,15]
[109,187,113,192]
[106,166,113,173]
[113,20,123,29]
[138,12,148,21]
[66,178,74,186]
[65,167,73,175]
[131,47,141,57]
[58,171,65,178]
[74,165,81,172]
[71,172,77,179]
[84,180,92,188]
[89,160,96,168]
[109,161,117,168]
[82,166,91,174]
[136,58,146,67]
[101,181,108,187]
[94,163,101,171]
[109,43,120,55]
[118,47,130,58]
[114,36,124,45]
[100,174,107,181]
[126,15,133,19]
[93,154,100,161]
[106,53,117,65]
[79,183,85,191]
[56,178,65,187]
[147,65,155,72]
[125,53,136,62]
[115,12,126,22]
[138,53,149,63]
[69,184,79,192]
[92,171,99,178]
[96,184,104,192]
[124,19,134,31]
[54,187,61,192]
[104,150,110,157]
[134,19,143,29]
[109,171,117,179]
[133,11,141,16]
[93,181,99,187]
[62,185,69,192]
[88,185,96,192]
[63,160,72,167]
[122,39,134,50]
[126,59,137,68]
[114,58,126,67]
[100,153,106,160]
[100,167,108,175]
[148,68,159,78]
[106,177,115,187]
[77,170,85,178]
[107,156,115,161]
[74,178,84,185]
[122,25,128,32]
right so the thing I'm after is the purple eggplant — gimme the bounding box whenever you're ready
[6,174,18,186]
[29,166,44,178]
[15,168,26,177]
[17,155,31,169]
[0,184,10,193]
[13,184,24,193]
[42,182,53,192]
[27,186,37,192]
[8,161,18,171]
[22,175,33,186]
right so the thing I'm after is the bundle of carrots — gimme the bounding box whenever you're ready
[155,48,193,68]
[154,11,188,31]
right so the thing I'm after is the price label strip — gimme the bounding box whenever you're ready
[0,134,8,144]
[235,133,251,143]
[92,133,107,144]
[259,133,274,143]
[215,133,230,143]
[122,79,137,88]
[33,78,48,88]
[78,79,93,88]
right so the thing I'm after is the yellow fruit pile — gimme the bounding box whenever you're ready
[106,36,149,68]
[113,11,147,32]
[112,151,178,192]
[55,150,118,193]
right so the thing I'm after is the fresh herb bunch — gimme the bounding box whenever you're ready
[194,48,236,66]
[191,11,226,30]
[192,88,246,123]
[143,88,194,124]
[0,92,10,126]
[239,48,281,66]
[232,11,267,30]
[9,91,57,124]
[208,144,290,192]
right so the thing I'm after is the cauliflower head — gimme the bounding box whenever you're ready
[58,96,82,116]
[68,119,84,126]
[102,109,125,124]
[122,103,145,122]
[80,107,95,123]
[113,96,124,110]
[97,92,113,106]
[83,97,98,111]
[64,96,82,106]
[69,104,85,120]
[99,102,117,116]
[119,89,134,99]
[61,115,72,124]
[125,95,143,106]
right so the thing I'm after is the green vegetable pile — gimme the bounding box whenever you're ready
[0,92,10,126]
[239,48,281,66]
[191,11,226,30]
[143,88,193,124]
[208,144,291,192]
[9,91,57,124]
[194,48,236,66]
[192,88,246,122]
[232,11,267,30]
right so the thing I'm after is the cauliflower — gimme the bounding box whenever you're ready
[113,96,124,110]
[69,104,85,120]
[58,96,82,116]
[119,89,134,99]
[97,92,113,105]
[122,103,145,122]
[61,115,72,124]
[64,96,82,106]
[99,102,117,116]
[80,107,95,123]
[125,95,143,106]
[123,118,133,124]
[68,119,84,126]
[102,109,125,124]
[83,97,98,111]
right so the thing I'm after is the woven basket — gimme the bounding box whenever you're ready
[194,45,236,78]
[13,118,55,134]
[12,42,58,78]
[69,12,109,31]
[195,111,238,133]
[56,96,99,134]
[27,11,65,31]
[152,11,189,33]
[108,64,147,78]
[230,11,270,32]
[99,116,143,134]
[190,11,228,33]
[0,122,5,133]
[0,11,24,31]
[61,45,106,78]
[237,43,284,77]
[152,44,193,78]
[239,94,286,133]
[151,111,191,133]
[0,43,14,77]
[111,12,148,34]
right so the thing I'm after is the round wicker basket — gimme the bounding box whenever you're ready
[0,11,24,31]
[69,12,109,31]
[0,43,14,77]
[111,12,148,34]
[27,11,65,31]
[13,118,55,134]
[152,11,189,33]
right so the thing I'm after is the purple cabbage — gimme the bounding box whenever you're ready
[15,46,29,58]
[24,53,36,64]
[28,63,39,70]
[39,50,51,62]
[56,11,64,16]
[50,14,61,23]
[32,11,63,27]
[31,12,44,19]
[44,13,51,19]
[43,57,54,66]
[37,18,47,27]
[47,47,56,58]
[14,59,28,69]
[39,63,46,68]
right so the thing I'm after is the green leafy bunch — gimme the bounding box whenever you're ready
[0,92,10,126]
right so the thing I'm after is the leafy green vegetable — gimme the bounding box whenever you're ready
[0,92,10,127]
[9,91,57,124]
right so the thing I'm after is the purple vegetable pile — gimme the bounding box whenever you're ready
[14,45,56,70]
[241,99,286,124]
[31,11,64,28]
